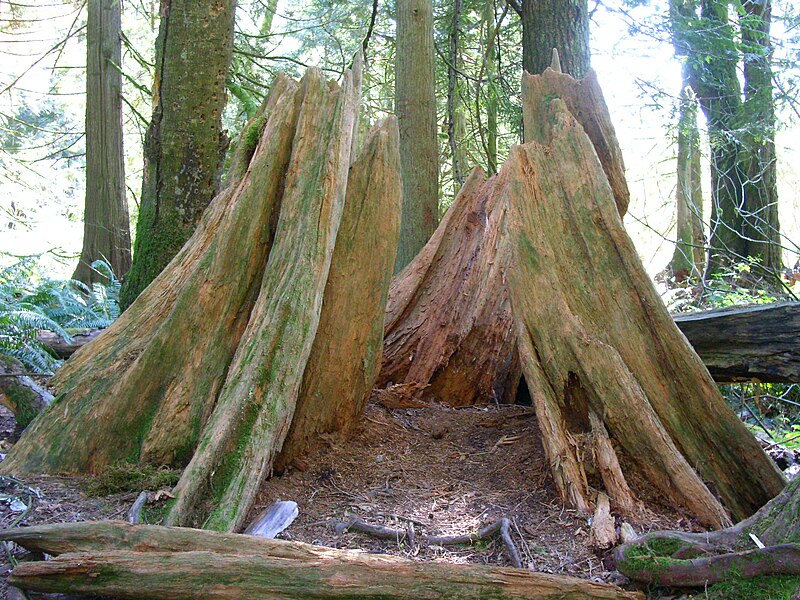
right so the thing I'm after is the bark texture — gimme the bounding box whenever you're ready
[378,168,520,407]
[520,0,590,78]
[121,0,236,308]
[3,521,643,599]
[275,118,402,471]
[394,0,439,272]
[505,86,785,527]
[72,0,131,285]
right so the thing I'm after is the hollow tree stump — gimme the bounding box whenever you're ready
[506,81,785,527]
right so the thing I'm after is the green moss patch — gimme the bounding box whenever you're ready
[700,574,800,600]
[84,462,180,496]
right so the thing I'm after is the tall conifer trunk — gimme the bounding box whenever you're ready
[120,0,235,309]
[73,0,131,285]
[394,0,439,272]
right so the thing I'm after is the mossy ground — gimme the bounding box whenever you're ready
[695,574,800,599]
[83,461,180,496]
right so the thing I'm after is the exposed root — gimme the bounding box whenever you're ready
[334,516,523,568]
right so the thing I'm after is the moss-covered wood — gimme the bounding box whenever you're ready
[3,521,643,599]
[276,117,402,470]
[0,76,302,475]
[614,477,800,592]
[164,63,362,532]
[505,76,784,527]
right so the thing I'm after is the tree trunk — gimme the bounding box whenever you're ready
[120,0,236,309]
[447,0,466,189]
[482,0,499,175]
[72,0,131,285]
[3,521,642,600]
[275,117,402,471]
[520,0,590,79]
[506,75,785,528]
[674,301,800,383]
[740,0,782,272]
[394,0,439,272]
[669,70,704,279]
[680,0,748,279]
[1,75,303,475]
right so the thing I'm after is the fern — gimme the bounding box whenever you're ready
[0,258,121,374]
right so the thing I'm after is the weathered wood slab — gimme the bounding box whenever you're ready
[674,302,800,383]
[2,522,643,600]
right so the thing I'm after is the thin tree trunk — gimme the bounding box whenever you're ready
[394,0,439,272]
[741,0,782,272]
[447,0,465,189]
[669,69,704,278]
[72,0,131,285]
[483,0,499,175]
[521,0,590,78]
[121,0,236,309]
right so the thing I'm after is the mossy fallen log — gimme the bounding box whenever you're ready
[2,521,642,599]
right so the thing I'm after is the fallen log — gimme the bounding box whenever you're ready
[0,355,53,431]
[2,521,642,599]
[36,329,102,359]
[674,302,800,383]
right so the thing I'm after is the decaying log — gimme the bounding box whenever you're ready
[505,81,785,527]
[36,329,102,359]
[2,521,642,599]
[0,355,53,430]
[275,117,402,471]
[674,301,800,383]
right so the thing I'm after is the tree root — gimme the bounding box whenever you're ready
[614,540,800,587]
[334,517,523,568]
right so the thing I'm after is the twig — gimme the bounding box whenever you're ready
[334,517,523,568]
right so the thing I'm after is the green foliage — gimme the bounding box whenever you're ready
[84,461,180,496]
[0,258,120,374]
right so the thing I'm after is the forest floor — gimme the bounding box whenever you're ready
[0,397,750,600]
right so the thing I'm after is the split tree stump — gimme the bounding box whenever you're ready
[1,57,403,533]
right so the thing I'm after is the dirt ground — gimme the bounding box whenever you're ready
[0,396,717,599]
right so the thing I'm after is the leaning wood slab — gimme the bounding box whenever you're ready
[3,522,642,599]
[674,302,800,383]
